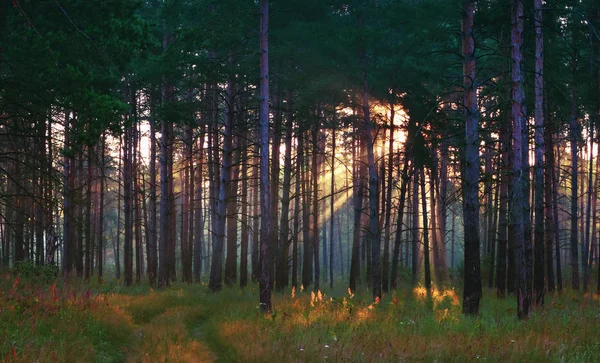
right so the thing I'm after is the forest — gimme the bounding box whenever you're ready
[2,0,600,361]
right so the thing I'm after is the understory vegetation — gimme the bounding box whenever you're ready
[2,270,600,362]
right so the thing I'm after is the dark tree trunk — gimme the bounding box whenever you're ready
[276,98,294,291]
[115,135,122,280]
[84,145,93,280]
[311,122,320,292]
[382,104,394,292]
[97,135,105,282]
[544,102,556,292]
[292,134,303,288]
[349,133,364,292]
[302,129,313,289]
[259,0,272,313]
[62,112,74,278]
[412,172,419,285]
[194,128,205,283]
[148,101,158,286]
[124,122,133,287]
[569,14,580,290]
[391,120,415,289]
[224,74,238,287]
[583,126,594,291]
[496,125,510,297]
[134,114,143,283]
[462,0,482,315]
[330,126,336,289]
[270,91,282,289]
[511,0,531,318]
[240,136,249,288]
[420,169,431,290]
[533,0,545,305]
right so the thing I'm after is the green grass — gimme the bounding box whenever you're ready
[2,272,600,362]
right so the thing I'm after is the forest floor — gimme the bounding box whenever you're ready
[2,271,600,362]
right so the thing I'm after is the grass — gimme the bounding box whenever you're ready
[2,271,600,362]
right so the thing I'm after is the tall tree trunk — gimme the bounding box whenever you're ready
[223,75,237,287]
[302,129,313,289]
[420,169,431,290]
[134,112,143,283]
[270,91,282,289]
[544,100,556,292]
[533,0,545,304]
[569,12,581,290]
[97,135,105,282]
[511,0,531,318]
[158,20,175,288]
[311,122,320,292]
[462,0,482,315]
[349,132,363,292]
[85,145,93,280]
[115,135,122,280]
[496,126,510,297]
[259,0,272,313]
[330,126,336,289]
[292,134,303,288]
[382,104,394,292]
[583,124,594,291]
[194,127,205,283]
[240,136,249,288]
[124,121,133,286]
[276,98,294,291]
[148,101,158,286]
[252,139,260,282]
[412,172,419,285]
[391,120,415,289]
[62,112,74,278]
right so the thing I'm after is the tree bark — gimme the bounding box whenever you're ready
[462,0,482,315]
[511,0,531,318]
[259,0,272,313]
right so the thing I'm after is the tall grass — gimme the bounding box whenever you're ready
[2,271,600,362]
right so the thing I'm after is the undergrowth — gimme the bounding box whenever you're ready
[2,271,600,362]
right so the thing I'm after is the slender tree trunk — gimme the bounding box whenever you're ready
[148,101,158,286]
[252,140,260,282]
[533,0,545,305]
[311,122,321,292]
[62,112,73,278]
[302,130,313,288]
[496,125,510,297]
[349,133,363,292]
[412,172,419,285]
[382,104,394,292]
[462,0,482,315]
[115,135,122,280]
[569,13,581,290]
[330,126,336,289]
[544,101,556,292]
[240,136,249,288]
[584,124,594,291]
[420,169,431,289]
[391,121,415,288]
[292,135,303,288]
[259,0,272,313]
[84,145,92,280]
[270,91,282,289]
[224,74,237,287]
[124,121,133,286]
[134,114,143,283]
[276,98,294,291]
[511,0,531,318]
